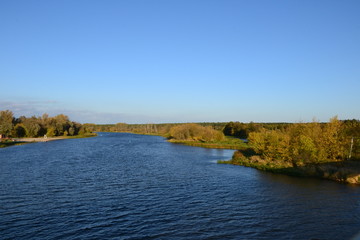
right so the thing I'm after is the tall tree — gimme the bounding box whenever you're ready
[22,117,42,137]
[0,110,14,137]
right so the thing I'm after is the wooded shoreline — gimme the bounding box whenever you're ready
[2,109,359,185]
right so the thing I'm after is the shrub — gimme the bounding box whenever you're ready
[169,123,224,142]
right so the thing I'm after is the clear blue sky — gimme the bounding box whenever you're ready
[1,0,359,123]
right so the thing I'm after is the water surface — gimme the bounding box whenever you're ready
[1,133,359,239]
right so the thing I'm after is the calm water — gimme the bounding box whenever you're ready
[1,133,360,240]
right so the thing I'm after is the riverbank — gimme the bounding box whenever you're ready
[167,136,249,150]
[0,133,97,148]
[13,137,67,142]
[219,150,360,185]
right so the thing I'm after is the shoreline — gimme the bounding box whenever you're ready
[167,140,244,150]
[163,136,360,185]
[219,152,360,185]
[12,137,67,142]
[1,133,97,148]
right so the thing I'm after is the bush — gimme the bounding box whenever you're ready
[169,123,224,142]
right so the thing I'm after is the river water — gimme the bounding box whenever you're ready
[1,132,359,240]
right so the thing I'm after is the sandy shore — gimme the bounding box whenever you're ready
[13,137,66,142]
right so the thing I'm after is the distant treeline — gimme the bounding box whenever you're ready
[90,121,306,138]
[223,121,292,138]
[90,122,226,136]
[91,119,360,138]
[0,110,93,138]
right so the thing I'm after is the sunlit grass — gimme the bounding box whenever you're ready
[168,136,250,150]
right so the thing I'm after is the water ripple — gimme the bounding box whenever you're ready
[1,133,360,240]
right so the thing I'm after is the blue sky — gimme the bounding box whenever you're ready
[1,0,359,123]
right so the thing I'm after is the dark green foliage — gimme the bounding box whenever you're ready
[223,121,290,138]
[223,121,249,138]
[13,124,26,137]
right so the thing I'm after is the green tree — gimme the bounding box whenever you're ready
[0,110,14,137]
[46,127,56,137]
[68,126,75,136]
[22,117,41,137]
[319,116,344,161]
[13,123,26,138]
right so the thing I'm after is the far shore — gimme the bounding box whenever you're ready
[13,137,67,142]
[1,133,97,148]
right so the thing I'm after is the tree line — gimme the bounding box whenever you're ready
[91,122,226,136]
[0,110,93,138]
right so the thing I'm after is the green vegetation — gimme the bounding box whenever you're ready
[223,121,260,138]
[220,117,360,184]
[0,110,95,147]
[168,123,225,142]
[223,121,291,138]
[169,136,248,149]
[248,117,358,166]
[92,121,293,138]
[91,122,227,136]
[0,110,13,138]
[166,123,249,149]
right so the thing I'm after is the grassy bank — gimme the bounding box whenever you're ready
[65,132,98,139]
[168,136,249,150]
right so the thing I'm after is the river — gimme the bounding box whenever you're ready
[1,132,359,239]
